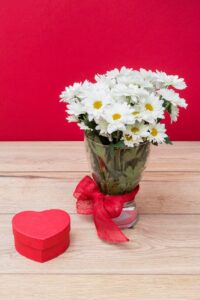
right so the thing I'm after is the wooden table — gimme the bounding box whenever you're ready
[0,142,199,299]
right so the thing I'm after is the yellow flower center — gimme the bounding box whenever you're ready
[145,103,154,111]
[132,111,139,115]
[125,134,132,141]
[151,128,158,136]
[112,113,122,120]
[131,127,139,134]
[93,100,103,109]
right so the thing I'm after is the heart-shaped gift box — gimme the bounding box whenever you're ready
[12,209,70,262]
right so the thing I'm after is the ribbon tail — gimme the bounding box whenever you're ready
[93,198,129,243]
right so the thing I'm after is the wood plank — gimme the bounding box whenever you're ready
[0,274,200,300]
[0,172,199,214]
[1,214,200,274]
[0,142,199,172]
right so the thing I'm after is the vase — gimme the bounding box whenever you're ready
[85,133,150,229]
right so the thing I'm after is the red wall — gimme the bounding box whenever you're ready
[0,0,199,141]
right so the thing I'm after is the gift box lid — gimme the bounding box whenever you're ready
[12,209,70,250]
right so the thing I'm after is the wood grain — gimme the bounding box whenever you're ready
[1,214,200,274]
[0,141,199,299]
[0,171,199,214]
[0,275,200,300]
[0,142,200,172]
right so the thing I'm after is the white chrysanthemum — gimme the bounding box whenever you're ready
[128,105,143,122]
[106,66,134,80]
[60,81,91,102]
[156,71,187,90]
[125,70,153,89]
[157,88,187,108]
[139,94,164,123]
[66,115,77,122]
[95,118,109,135]
[122,133,142,147]
[139,68,157,84]
[103,102,134,134]
[170,105,179,122]
[148,123,167,143]
[60,82,82,102]
[67,101,85,116]
[95,74,115,88]
[126,122,149,138]
[111,83,149,103]
[78,122,91,131]
[82,84,112,121]
[60,67,187,146]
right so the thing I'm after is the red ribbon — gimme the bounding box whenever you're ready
[73,176,139,243]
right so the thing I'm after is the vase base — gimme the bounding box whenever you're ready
[118,215,139,229]
[113,207,139,229]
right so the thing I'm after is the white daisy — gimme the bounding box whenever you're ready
[60,81,91,102]
[78,122,91,131]
[122,133,142,147]
[139,93,164,123]
[148,123,167,143]
[60,82,82,102]
[66,115,77,122]
[126,121,149,138]
[139,68,157,84]
[129,105,143,122]
[128,85,149,103]
[95,74,115,88]
[106,66,134,80]
[103,102,134,134]
[82,85,112,121]
[170,105,179,122]
[95,118,109,135]
[67,101,85,116]
[156,71,187,90]
[157,88,187,108]
[60,66,187,147]
[111,83,149,103]
[127,71,153,89]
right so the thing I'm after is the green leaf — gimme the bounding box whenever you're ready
[163,100,172,114]
[164,136,173,145]
[113,140,125,149]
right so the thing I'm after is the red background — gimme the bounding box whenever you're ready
[0,0,199,141]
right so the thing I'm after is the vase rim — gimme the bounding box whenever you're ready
[85,133,150,149]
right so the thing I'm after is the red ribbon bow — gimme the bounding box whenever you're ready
[73,176,139,243]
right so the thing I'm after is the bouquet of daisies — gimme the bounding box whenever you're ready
[60,67,187,147]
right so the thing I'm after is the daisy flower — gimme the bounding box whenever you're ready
[60,66,187,147]
[78,122,91,131]
[139,68,157,84]
[95,118,109,135]
[156,71,187,90]
[67,101,85,116]
[126,121,149,138]
[66,115,77,122]
[157,88,187,108]
[127,71,153,89]
[82,84,112,121]
[103,102,134,134]
[111,84,149,103]
[106,66,134,80]
[139,94,164,123]
[122,133,142,147]
[95,74,115,88]
[170,105,179,122]
[60,81,91,102]
[148,123,167,143]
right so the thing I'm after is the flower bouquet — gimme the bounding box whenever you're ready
[60,67,187,242]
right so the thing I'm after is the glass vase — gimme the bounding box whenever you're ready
[85,133,150,229]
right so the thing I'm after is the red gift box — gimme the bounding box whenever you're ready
[12,209,70,262]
